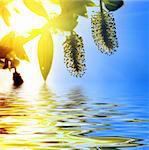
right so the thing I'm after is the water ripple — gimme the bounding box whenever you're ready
[0,86,148,149]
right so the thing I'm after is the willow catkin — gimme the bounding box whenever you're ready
[91,10,118,55]
[63,31,86,77]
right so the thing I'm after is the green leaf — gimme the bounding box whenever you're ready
[103,0,124,11]
[74,5,87,17]
[23,0,48,18]
[85,0,96,7]
[38,31,54,81]
[50,0,96,7]
[50,0,95,18]
[60,1,87,17]
[51,13,78,31]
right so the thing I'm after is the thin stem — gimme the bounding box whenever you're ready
[14,67,17,73]
[70,30,74,35]
[99,0,103,13]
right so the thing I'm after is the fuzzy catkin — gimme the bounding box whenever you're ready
[91,10,118,55]
[63,31,86,77]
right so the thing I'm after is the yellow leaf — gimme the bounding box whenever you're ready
[15,47,29,61]
[13,7,20,14]
[0,32,15,47]
[23,0,48,18]
[25,28,42,43]
[0,60,4,69]
[0,32,29,61]
[50,0,59,4]
[0,32,15,45]
[13,36,29,61]
[11,59,20,67]
[2,0,13,5]
[0,32,15,58]
[1,7,10,26]
[38,31,54,81]
[0,46,11,58]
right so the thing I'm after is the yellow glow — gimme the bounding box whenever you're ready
[10,1,46,34]
[8,1,60,83]
[9,0,61,34]
[0,0,61,87]
[8,1,47,85]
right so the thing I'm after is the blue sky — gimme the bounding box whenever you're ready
[47,0,148,93]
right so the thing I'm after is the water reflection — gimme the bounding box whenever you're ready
[0,85,145,149]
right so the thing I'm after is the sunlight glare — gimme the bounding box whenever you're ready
[10,0,46,34]
[9,1,47,86]
[0,0,62,87]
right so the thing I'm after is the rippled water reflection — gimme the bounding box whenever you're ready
[0,84,148,149]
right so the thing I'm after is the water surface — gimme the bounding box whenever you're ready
[0,84,148,149]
